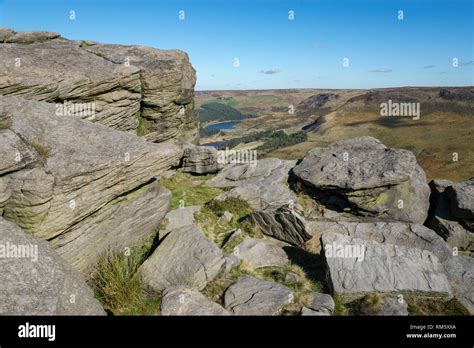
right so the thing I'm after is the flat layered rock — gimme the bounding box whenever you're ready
[139,225,225,292]
[306,292,335,315]
[214,184,261,210]
[445,256,474,314]
[0,218,105,315]
[161,287,229,315]
[224,276,293,315]
[235,237,289,269]
[307,221,452,262]
[0,96,181,272]
[322,232,452,302]
[0,28,197,143]
[293,136,430,223]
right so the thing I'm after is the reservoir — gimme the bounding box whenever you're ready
[206,121,241,130]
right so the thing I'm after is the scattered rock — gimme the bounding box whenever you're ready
[285,272,304,283]
[245,205,312,246]
[181,144,223,174]
[159,205,201,239]
[139,225,225,292]
[224,275,293,315]
[221,228,242,248]
[235,237,289,269]
[222,211,234,222]
[306,292,335,315]
[161,287,229,315]
[322,232,452,302]
[301,307,330,316]
[0,218,105,315]
[293,136,430,223]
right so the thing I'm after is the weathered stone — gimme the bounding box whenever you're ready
[308,221,452,262]
[139,225,225,292]
[159,205,201,239]
[245,205,312,246]
[161,287,229,315]
[221,228,242,248]
[235,237,289,269]
[293,136,430,223]
[214,184,261,210]
[306,292,335,314]
[0,218,105,315]
[224,276,293,315]
[322,232,452,302]
[181,145,222,174]
[445,256,474,314]
[222,211,233,222]
[446,179,474,220]
[427,179,473,252]
[206,158,297,208]
[285,272,304,283]
[0,29,197,143]
[0,96,181,272]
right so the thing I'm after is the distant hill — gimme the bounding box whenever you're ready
[197,102,247,123]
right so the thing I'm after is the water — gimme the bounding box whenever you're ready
[206,121,241,130]
[203,141,225,148]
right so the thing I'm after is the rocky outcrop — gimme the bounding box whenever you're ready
[0,95,181,272]
[214,184,261,210]
[303,292,335,315]
[181,145,223,174]
[235,237,289,269]
[0,217,105,315]
[445,256,474,314]
[224,276,293,315]
[139,225,226,292]
[161,287,229,315]
[0,28,197,143]
[245,205,312,246]
[427,179,473,252]
[322,232,452,302]
[293,136,430,224]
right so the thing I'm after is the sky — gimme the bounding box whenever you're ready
[0,0,472,90]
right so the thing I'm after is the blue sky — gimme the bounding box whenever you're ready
[0,0,472,90]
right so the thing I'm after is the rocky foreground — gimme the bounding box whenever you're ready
[0,28,472,316]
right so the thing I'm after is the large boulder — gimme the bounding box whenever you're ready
[158,205,201,240]
[427,179,473,252]
[0,96,181,272]
[139,225,226,292]
[293,136,430,224]
[224,275,293,315]
[322,232,452,302]
[0,217,105,315]
[181,144,223,174]
[245,205,312,246]
[0,28,197,143]
[444,256,474,314]
[161,287,229,315]
[235,237,289,269]
[307,221,452,262]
